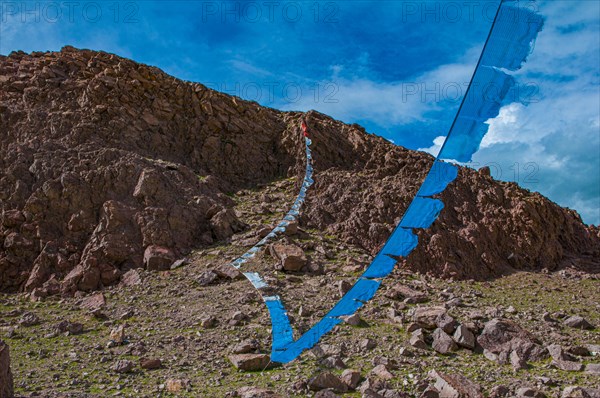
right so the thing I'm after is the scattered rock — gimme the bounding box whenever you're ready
[139,358,162,370]
[308,372,348,393]
[563,316,594,330]
[341,369,362,390]
[237,386,282,398]
[18,312,41,326]
[112,359,135,373]
[453,324,476,349]
[270,243,307,271]
[477,319,548,363]
[165,379,190,392]
[80,292,106,311]
[435,313,458,334]
[360,338,377,351]
[413,306,447,329]
[144,245,175,271]
[214,264,243,280]
[109,325,126,344]
[196,270,218,286]
[229,353,270,371]
[585,363,600,375]
[120,269,142,286]
[561,386,592,398]
[516,387,546,398]
[370,364,394,380]
[432,328,458,355]
[342,313,361,326]
[430,370,483,398]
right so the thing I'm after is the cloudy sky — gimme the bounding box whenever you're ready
[1,0,598,224]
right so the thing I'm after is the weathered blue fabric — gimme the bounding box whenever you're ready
[361,253,397,279]
[381,226,419,256]
[399,197,445,229]
[327,278,381,317]
[438,67,515,162]
[265,296,294,350]
[265,1,544,364]
[482,2,544,71]
[417,161,459,197]
[271,316,342,363]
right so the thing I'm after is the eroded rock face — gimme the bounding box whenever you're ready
[0,340,14,398]
[1,47,598,294]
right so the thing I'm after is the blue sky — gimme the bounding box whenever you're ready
[1,0,598,224]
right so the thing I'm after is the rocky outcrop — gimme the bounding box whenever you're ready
[1,47,598,293]
[0,341,13,398]
[477,319,548,364]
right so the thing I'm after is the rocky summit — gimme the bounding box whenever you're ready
[0,48,599,397]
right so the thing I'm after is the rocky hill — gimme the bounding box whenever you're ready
[1,46,600,398]
[1,47,598,296]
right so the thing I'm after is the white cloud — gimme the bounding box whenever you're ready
[418,135,446,157]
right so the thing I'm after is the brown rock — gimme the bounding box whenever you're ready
[564,316,594,330]
[435,313,458,334]
[413,307,447,329]
[432,328,458,355]
[370,364,394,380]
[477,319,548,363]
[453,324,476,349]
[430,370,483,398]
[0,341,14,398]
[109,325,126,344]
[516,387,546,398]
[80,292,105,311]
[120,269,142,286]
[112,359,134,373]
[561,386,592,398]
[229,353,270,371]
[308,372,348,393]
[214,264,243,280]
[585,363,600,375]
[166,379,190,392]
[237,386,282,398]
[270,243,307,271]
[144,245,175,271]
[387,285,428,303]
[341,369,362,390]
[140,358,162,370]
